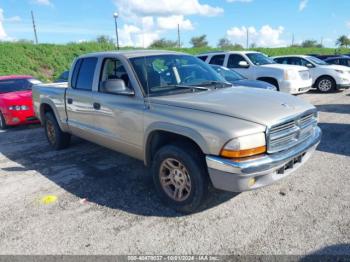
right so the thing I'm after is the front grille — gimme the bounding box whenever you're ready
[299,70,310,80]
[268,111,317,153]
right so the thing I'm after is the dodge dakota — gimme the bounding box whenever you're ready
[32,50,322,213]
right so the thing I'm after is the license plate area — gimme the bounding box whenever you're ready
[277,152,306,174]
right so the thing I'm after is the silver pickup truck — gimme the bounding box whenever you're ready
[33,50,322,213]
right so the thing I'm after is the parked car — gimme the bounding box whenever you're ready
[0,75,41,129]
[210,65,277,91]
[55,70,69,83]
[273,55,350,92]
[33,50,321,213]
[197,51,312,94]
[324,56,350,67]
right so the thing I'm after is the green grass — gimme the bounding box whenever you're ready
[1,42,349,82]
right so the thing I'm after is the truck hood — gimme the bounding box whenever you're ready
[261,63,307,71]
[0,90,33,104]
[149,87,315,127]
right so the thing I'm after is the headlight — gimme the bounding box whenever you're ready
[220,133,266,158]
[284,69,298,80]
[8,105,29,111]
[335,69,345,74]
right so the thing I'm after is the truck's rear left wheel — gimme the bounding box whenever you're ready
[152,144,209,213]
[44,112,71,150]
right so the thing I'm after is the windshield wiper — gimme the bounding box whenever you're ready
[194,81,232,89]
[166,84,210,92]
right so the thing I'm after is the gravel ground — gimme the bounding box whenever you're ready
[0,89,349,256]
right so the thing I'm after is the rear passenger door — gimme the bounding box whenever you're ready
[66,57,99,138]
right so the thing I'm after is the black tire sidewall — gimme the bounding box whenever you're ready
[44,112,70,150]
[316,76,335,93]
[151,144,208,213]
[0,112,6,130]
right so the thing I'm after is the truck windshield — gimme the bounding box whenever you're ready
[130,54,226,96]
[246,53,276,66]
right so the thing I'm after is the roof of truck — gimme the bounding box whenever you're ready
[197,51,260,56]
[78,50,187,59]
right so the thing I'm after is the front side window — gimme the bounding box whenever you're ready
[209,55,225,66]
[75,57,98,91]
[99,58,131,91]
[227,54,247,68]
[246,53,276,65]
[130,54,223,96]
[307,56,328,65]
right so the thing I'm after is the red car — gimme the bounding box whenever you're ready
[0,75,41,129]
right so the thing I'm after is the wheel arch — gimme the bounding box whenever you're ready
[256,77,280,90]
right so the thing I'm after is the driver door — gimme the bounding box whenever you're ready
[226,54,252,79]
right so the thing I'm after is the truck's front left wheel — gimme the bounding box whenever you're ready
[44,112,71,150]
[151,144,209,213]
[0,112,7,130]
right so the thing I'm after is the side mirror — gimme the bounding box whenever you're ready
[305,63,314,68]
[101,79,135,96]
[238,61,250,68]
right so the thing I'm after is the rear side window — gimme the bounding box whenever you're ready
[73,57,98,91]
[197,56,208,62]
[209,55,225,66]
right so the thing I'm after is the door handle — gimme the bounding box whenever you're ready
[67,98,73,104]
[93,102,101,110]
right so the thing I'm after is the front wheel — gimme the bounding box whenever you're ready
[0,112,7,130]
[316,76,335,93]
[44,112,71,150]
[151,144,209,213]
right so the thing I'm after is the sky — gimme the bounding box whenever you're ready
[0,0,349,48]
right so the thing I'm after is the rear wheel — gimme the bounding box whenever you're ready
[0,112,7,130]
[316,76,335,93]
[151,143,209,213]
[44,112,71,150]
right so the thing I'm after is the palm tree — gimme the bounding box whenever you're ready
[336,35,350,48]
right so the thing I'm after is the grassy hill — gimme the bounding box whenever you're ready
[0,41,349,82]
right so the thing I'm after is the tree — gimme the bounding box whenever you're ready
[217,37,232,48]
[336,35,350,48]
[149,38,178,48]
[96,35,114,45]
[190,35,208,48]
[301,40,322,48]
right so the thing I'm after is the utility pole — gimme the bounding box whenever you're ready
[291,33,294,46]
[246,28,249,49]
[177,24,181,48]
[320,37,323,47]
[31,10,38,44]
[113,12,120,50]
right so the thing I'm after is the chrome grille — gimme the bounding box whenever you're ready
[299,70,310,80]
[268,112,317,153]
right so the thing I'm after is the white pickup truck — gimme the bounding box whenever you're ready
[197,51,312,94]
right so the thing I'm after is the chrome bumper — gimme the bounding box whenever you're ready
[206,127,322,192]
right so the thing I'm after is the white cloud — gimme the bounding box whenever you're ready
[114,0,223,17]
[33,0,52,5]
[157,15,194,30]
[299,0,308,11]
[118,24,160,47]
[346,21,350,29]
[5,16,21,22]
[226,25,286,47]
[227,0,253,3]
[0,8,11,41]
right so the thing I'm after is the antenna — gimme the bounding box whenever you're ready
[177,24,181,48]
[31,10,38,44]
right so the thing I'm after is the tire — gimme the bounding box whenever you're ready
[315,76,335,93]
[0,111,7,130]
[44,112,71,150]
[151,143,209,213]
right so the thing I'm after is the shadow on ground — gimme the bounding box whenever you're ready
[300,244,350,261]
[316,104,350,114]
[0,126,238,217]
[317,123,350,157]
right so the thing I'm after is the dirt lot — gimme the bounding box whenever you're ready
[0,90,349,256]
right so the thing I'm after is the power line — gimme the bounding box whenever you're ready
[31,10,38,44]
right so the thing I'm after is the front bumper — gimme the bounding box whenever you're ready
[206,127,322,192]
[279,79,312,94]
[3,110,40,126]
